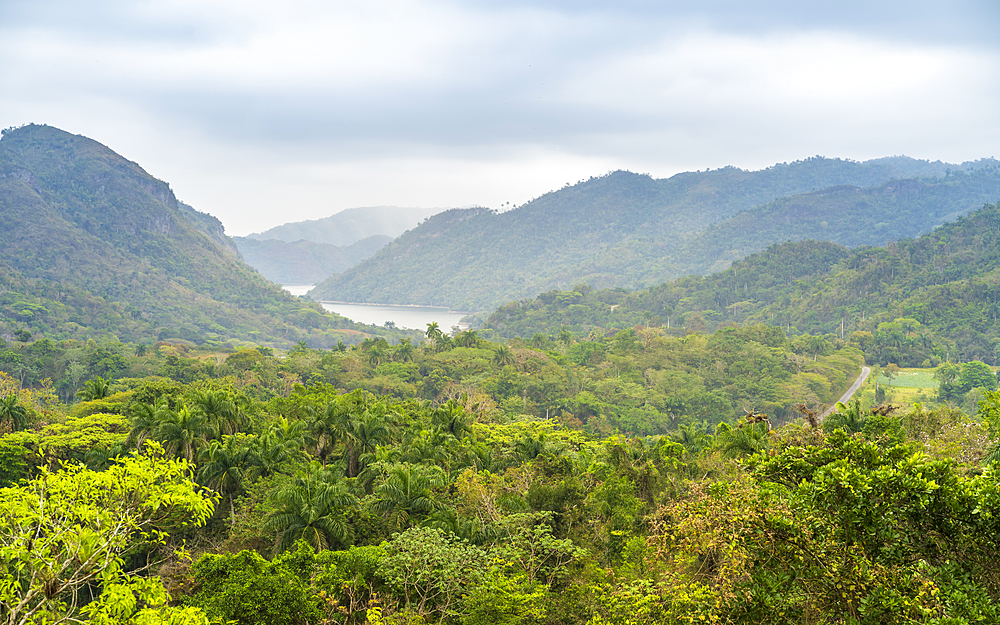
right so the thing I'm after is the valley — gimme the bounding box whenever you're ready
[1,125,999,625]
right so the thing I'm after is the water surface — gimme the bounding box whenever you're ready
[282,285,467,331]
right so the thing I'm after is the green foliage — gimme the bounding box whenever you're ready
[485,201,1000,373]
[379,527,487,621]
[0,444,215,625]
[0,438,30,487]
[188,544,323,625]
[460,564,548,625]
[956,360,997,393]
[0,394,29,431]
[264,461,358,553]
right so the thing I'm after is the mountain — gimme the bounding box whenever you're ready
[483,200,1000,366]
[232,235,391,284]
[0,124,402,348]
[247,205,444,247]
[309,157,1000,311]
[661,164,1000,277]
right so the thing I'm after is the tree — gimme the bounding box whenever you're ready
[455,330,480,348]
[252,418,307,477]
[263,462,357,553]
[379,526,487,621]
[155,402,217,463]
[394,338,415,363]
[0,444,215,625]
[343,409,390,478]
[492,345,515,368]
[934,361,961,401]
[371,463,446,529]
[425,322,443,344]
[714,421,769,457]
[0,394,29,432]
[824,397,866,434]
[189,545,323,625]
[76,376,110,401]
[188,389,245,436]
[958,360,997,393]
[198,436,258,522]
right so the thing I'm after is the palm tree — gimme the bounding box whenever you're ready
[264,462,357,553]
[189,390,245,435]
[716,422,770,458]
[76,376,111,401]
[825,398,866,434]
[156,402,217,463]
[252,418,308,476]
[198,436,260,522]
[366,342,389,369]
[371,463,446,529]
[305,404,341,464]
[425,507,489,544]
[492,345,515,367]
[393,338,415,362]
[402,429,454,469]
[432,399,473,439]
[672,421,711,454]
[425,322,443,343]
[343,410,390,478]
[455,330,479,348]
[0,395,29,432]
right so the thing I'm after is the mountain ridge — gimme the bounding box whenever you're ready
[0,124,403,347]
[309,156,1000,311]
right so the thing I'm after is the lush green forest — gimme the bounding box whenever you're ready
[0,323,997,624]
[310,157,1000,311]
[485,200,1000,368]
[0,124,412,348]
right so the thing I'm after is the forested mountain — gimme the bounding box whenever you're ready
[247,205,443,246]
[310,156,1000,311]
[666,165,1000,276]
[485,200,1000,367]
[0,124,407,347]
[232,235,391,285]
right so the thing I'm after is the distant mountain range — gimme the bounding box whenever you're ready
[232,235,391,285]
[0,124,404,347]
[237,205,445,285]
[309,156,1000,311]
[247,205,443,246]
[484,199,1000,367]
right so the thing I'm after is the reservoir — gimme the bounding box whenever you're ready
[283,285,469,331]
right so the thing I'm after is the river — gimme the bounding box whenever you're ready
[283,285,469,331]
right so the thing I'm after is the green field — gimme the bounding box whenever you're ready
[880,369,939,389]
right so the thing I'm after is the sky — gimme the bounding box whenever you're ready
[2,0,999,236]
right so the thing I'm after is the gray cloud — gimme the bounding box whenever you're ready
[1,0,998,235]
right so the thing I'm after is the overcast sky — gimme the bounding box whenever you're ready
[2,0,998,235]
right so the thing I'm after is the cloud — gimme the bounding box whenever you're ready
[1,0,998,234]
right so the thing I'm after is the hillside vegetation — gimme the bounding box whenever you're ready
[0,325,996,625]
[311,157,1000,311]
[0,124,410,348]
[485,200,1000,367]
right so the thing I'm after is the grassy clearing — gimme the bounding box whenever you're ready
[882,369,938,389]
